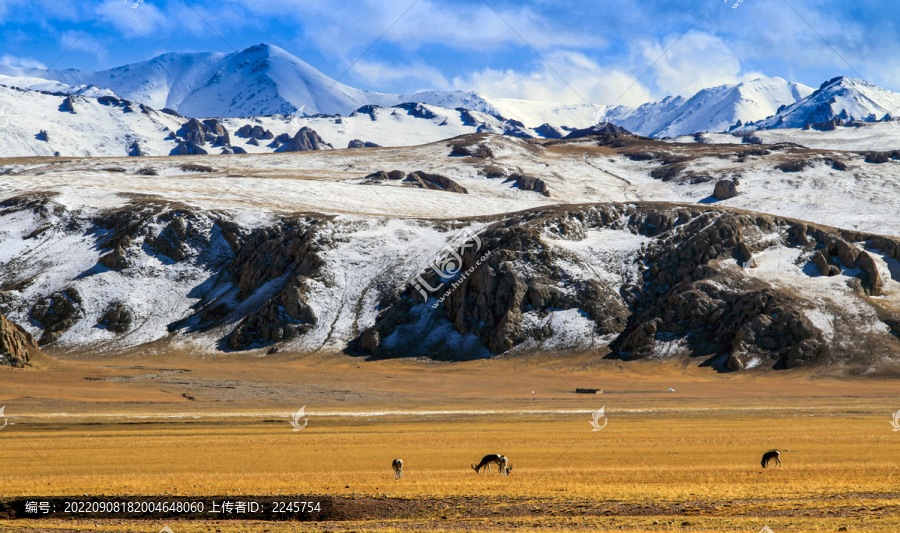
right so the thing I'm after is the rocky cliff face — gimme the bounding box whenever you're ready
[0,312,38,367]
[0,191,898,372]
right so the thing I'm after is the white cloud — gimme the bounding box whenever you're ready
[350,59,449,92]
[227,0,600,58]
[0,54,46,69]
[60,30,108,62]
[641,31,763,97]
[451,51,654,106]
[95,0,168,38]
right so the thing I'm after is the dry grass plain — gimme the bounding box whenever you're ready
[1,351,899,532]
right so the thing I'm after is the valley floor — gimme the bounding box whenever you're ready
[0,353,899,531]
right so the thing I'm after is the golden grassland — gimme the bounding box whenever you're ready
[1,352,899,531]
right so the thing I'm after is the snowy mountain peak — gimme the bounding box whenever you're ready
[747,75,900,129]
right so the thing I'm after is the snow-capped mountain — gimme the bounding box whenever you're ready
[1,42,899,142]
[0,44,810,137]
[747,76,900,129]
[605,77,814,138]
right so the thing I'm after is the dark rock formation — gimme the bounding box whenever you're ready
[506,173,549,196]
[30,288,83,345]
[403,171,468,193]
[776,160,809,172]
[856,251,884,296]
[237,124,274,141]
[563,123,632,139]
[363,170,405,183]
[127,141,145,157]
[99,302,133,333]
[450,142,494,159]
[535,123,564,139]
[179,118,231,146]
[713,180,737,200]
[348,139,382,149]
[61,95,77,113]
[277,127,333,152]
[99,242,129,271]
[224,220,326,350]
[865,151,891,164]
[170,141,208,156]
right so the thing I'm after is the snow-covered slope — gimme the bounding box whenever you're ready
[747,76,900,130]
[0,44,400,117]
[606,78,813,138]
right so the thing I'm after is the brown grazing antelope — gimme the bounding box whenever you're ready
[392,459,403,479]
[471,454,505,473]
[761,449,783,468]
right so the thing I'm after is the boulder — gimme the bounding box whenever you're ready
[99,244,128,271]
[61,95,76,113]
[99,302,133,333]
[170,141,208,156]
[506,173,550,196]
[30,288,84,345]
[0,312,38,367]
[812,251,841,276]
[855,251,884,296]
[347,139,382,149]
[237,124,274,140]
[713,180,737,200]
[725,352,745,371]
[403,171,468,193]
[450,143,494,159]
[127,141,145,157]
[278,127,333,152]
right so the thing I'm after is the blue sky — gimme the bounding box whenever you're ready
[0,0,895,105]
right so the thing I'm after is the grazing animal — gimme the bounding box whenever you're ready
[471,454,504,473]
[499,455,512,476]
[761,449,782,468]
[392,459,403,479]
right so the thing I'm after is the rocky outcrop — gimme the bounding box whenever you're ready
[99,242,129,270]
[402,171,468,193]
[225,219,327,350]
[363,170,405,183]
[348,139,381,149]
[277,127,333,152]
[61,95,77,113]
[713,180,737,200]
[179,118,231,146]
[812,251,841,276]
[535,123,564,139]
[856,251,884,296]
[563,123,632,138]
[865,151,891,164]
[170,141,208,156]
[30,288,83,345]
[450,142,494,159]
[0,313,38,367]
[237,124,274,140]
[506,173,550,196]
[99,302,133,333]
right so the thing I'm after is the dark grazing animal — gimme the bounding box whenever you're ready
[471,454,504,473]
[392,459,403,479]
[761,449,782,468]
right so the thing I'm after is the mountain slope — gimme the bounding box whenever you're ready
[0,45,812,137]
[606,78,813,138]
[749,76,900,129]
